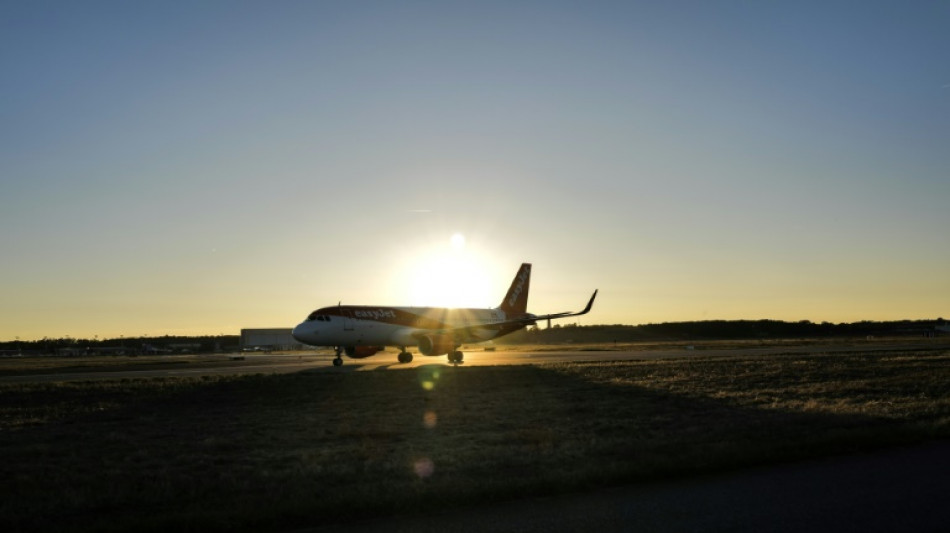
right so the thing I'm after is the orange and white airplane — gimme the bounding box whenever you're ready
[292,263,597,366]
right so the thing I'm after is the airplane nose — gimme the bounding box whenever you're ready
[291,323,308,343]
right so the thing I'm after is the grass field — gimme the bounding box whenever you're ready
[2,347,949,532]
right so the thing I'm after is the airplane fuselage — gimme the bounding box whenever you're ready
[291,305,524,352]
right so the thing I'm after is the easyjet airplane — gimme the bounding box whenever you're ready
[291,263,597,366]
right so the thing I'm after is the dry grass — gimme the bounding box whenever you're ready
[1,349,949,532]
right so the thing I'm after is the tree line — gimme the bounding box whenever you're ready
[494,319,946,344]
[0,335,240,355]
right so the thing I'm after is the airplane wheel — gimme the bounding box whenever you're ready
[398,352,413,363]
[333,357,343,367]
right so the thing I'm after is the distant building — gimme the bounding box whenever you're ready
[240,328,303,351]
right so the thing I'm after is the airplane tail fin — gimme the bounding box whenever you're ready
[498,263,531,317]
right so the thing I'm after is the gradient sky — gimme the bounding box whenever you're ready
[2,1,948,340]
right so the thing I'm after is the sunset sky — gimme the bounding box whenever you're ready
[2,1,948,340]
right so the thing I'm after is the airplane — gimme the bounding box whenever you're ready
[291,263,597,366]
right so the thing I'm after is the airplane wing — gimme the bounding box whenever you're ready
[523,289,599,324]
[414,290,599,343]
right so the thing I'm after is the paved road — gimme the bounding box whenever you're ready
[315,441,950,533]
[2,341,947,382]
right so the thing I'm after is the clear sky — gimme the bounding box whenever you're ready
[2,1,948,340]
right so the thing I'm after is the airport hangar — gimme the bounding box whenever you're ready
[240,328,305,351]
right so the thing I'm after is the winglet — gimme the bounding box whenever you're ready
[579,289,598,316]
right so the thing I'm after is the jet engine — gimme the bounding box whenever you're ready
[343,345,384,358]
[417,334,456,356]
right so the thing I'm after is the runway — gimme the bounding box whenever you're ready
[345,341,949,370]
[2,341,947,383]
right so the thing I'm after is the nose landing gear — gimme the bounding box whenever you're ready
[333,347,343,367]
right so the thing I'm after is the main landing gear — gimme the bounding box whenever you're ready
[448,350,464,365]
[397,349,413,364]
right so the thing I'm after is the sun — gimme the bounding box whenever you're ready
[403,233,494,308]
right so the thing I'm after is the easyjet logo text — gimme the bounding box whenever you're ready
[353,309,397,320]
[507,266,530,308]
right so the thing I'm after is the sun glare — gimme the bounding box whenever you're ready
[403,233,494,308]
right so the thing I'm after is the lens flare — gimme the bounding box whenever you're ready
[417,366,442,390]
[413,457,435,478]
[423,410,437,429]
